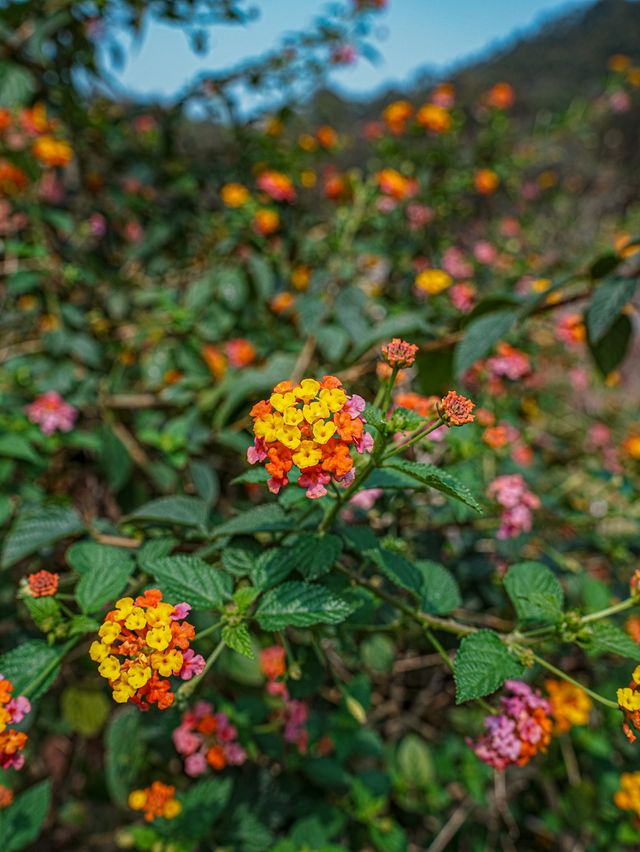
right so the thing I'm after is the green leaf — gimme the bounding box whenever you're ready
[61,685,110,737]
[77,553,135,614]
[0,639,70,699]
[384,459,482,512]
[24,596,62,631]
[127,496,209,528]
[167,777,232,839]
[503,561,564,623]
[213,504,292,536]
[222,623,255,658]
[368,548,423,596]
[255,582,357,630]
[585,622,640,659]
[589,252,621,280]
[149,555,231,609]
[0,434,40,464]
[105,709,144,807]
[587,278,637,343]
[0,780,51,852]
[221,538,261,576]
[233,585,261,611]
[453,309,518,377]
[251,547,300,591]
[2,504,85,568]
[0,61,36,107]
[416,560,462,615]
[454,630,524,703]
[588,313,633,377]
[67,614,100,637]
[395,734,434,787]
[67,540,134,574]
[190,461,219,507]
[290,533,343,580]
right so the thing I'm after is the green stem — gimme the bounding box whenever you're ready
[380,365,400,415]
[581,597,636,624]
[383,418,445,460]
[176,638,226,701]
[195,621,222,642]
[318,457,376,534]
[531,653,618,710]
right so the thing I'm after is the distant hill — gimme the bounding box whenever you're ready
[309,0,640,121]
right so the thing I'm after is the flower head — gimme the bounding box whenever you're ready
[221,182,250,207]
[0,674,31,771]
[260,645,287,681]
[545,679,592,733]
[129,781,181,822]
[27,570,59,598]
[415,268,452,295]
[32,136,72,167]
[615,772,640,818]
[438,391,475,426]
[617,665,640,743]
[468,680,553,770]
[256,170,296,203]
[91,590,198,710]
[247,376,371,498]
[25,391,77,435]
[381,338,419,368]
[173,702,246,776]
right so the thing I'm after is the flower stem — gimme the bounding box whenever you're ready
[176,638,226,701]
[383,417,445,460]
[580,597,636,624]
[195,621,222,642]
[531,652,618,710]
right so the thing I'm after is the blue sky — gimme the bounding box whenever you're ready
[106,0,585,102]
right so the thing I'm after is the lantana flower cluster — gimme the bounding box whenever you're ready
[173,701,247,777]
[260,646,309,753]
[25,391,77,435]
[488,474,540,539]
[129,781,181,822]
[467,680,553,771]
[545,679,592,733]
[617,665,640,743]
[247,376,372,498]
[0,674,31,770]
[89,590,204,710]
[615,772,640,820]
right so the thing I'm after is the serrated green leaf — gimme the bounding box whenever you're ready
[503,561,564,623]
[453,309,518,377]
[0,433,40,464]
[77,553,135,614]
[2,504,85,569]
[368,548,423,595]
[0,639,70,700]
[0,780,51,852]
[127,496,208,528]
[67,614,100,636]
[384,459,482,512]
[61,685,110,737]
[255,582,357,630]
[24,596,62,630]
[165,777,232,839]
[105,709,144,807]
[214,503,292,536]
[291,533,343,580]
[586,621,640,659]
[233,585,261,611]
[588,313,633,377]
[251,547,300,591]
[587,278,637,342]
[149,555,231,609]
[416,560,462,615]
[67,540,134,574]
[222,623,255,658]
[454,630,524,703]
[395,734,434,787]
[221,539,261,576]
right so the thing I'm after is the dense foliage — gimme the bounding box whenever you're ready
[1,1,640,849]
